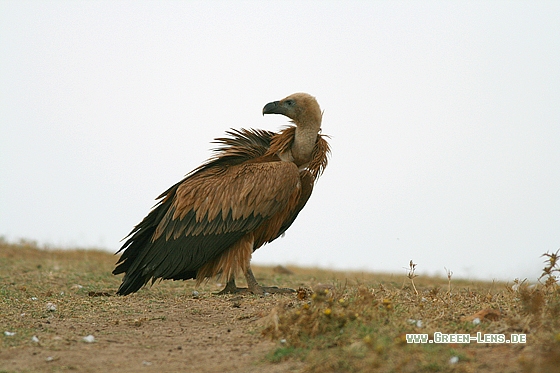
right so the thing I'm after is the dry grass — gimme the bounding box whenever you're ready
[261,254,560,373]
[1,237,559,372]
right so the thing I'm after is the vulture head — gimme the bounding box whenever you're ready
[263,93,322,129]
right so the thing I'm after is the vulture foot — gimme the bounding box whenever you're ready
[215,281,295,295]
[215,267,295,295]
[215,279,247,295]
[244,267,295,294]
[216,285,295,295]
[253,285,296,294]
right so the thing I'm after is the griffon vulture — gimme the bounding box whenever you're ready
[113,93,330,295]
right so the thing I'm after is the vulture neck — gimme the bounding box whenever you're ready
[292,120,321,166]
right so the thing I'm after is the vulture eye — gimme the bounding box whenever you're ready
[285,99,295,107]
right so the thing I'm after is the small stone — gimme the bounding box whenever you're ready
[407,318,423,327]
[82,335,95,343]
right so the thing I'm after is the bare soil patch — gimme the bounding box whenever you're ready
[0,241,306,372]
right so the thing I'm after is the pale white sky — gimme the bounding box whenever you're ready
[1,1,559,281]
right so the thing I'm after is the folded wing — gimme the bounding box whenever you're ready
[113,158,301,295]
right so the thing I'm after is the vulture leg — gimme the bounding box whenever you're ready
[215,277,241,295]
[215,267,295,295]
[245,267,295,294]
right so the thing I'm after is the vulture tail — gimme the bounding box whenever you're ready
[113,182,182,295]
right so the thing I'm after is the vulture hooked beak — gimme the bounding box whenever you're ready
[262,101,282,116]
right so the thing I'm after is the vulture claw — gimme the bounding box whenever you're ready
[256,286,296,295]
[215,278,244,295]
[215,285,295,296]
[215,267,296,295]
[244,267,294,295]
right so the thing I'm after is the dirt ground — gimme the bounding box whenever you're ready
[0,242,315,373]
[2,291,303,373]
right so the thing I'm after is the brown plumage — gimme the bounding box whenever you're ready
[113,93,330,295]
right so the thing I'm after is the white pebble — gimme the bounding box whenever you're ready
[4,331,16,336]
[472,317,480,325]
[449,356,459,364]
[407,319,423,327]
[46,302,56,312]
[82,335,95,343]
[31,335,39,343]
[142,361,153,366]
